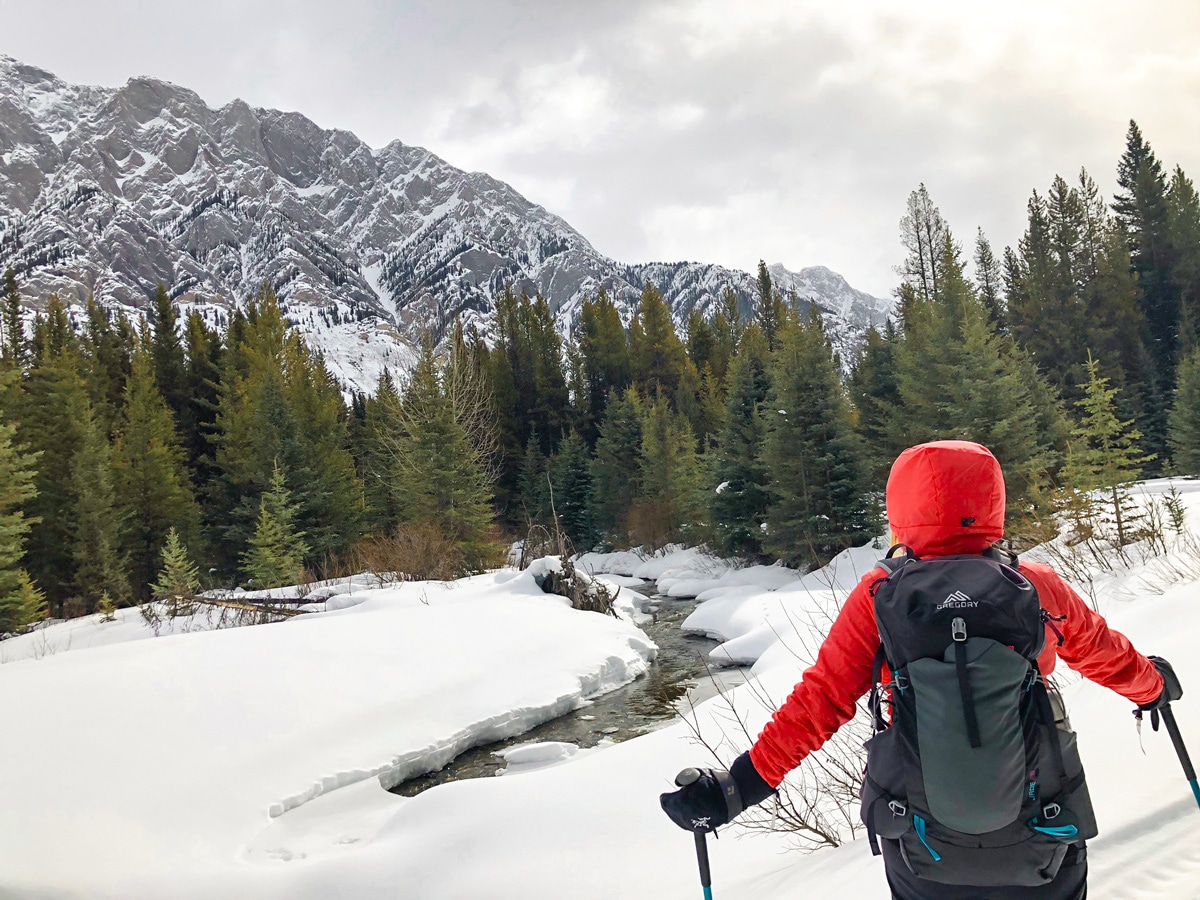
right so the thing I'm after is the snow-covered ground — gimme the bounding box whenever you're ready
[2,482,1200,898]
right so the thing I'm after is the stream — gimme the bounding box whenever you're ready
[389,586,751,797]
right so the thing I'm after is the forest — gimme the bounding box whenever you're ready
[0,120,1198,633]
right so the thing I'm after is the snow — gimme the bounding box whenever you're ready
[3,488,1200,897]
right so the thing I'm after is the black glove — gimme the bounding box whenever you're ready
[659,752,775,833]
[1138,656,1183,711]
[1135,656,1183,732]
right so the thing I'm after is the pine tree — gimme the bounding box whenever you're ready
[0,372,43,632]
[710,325,771,558]
[974,229,1006,332]
[763,312,873,567]
[1168,345,1200,476]
[588,389,643,542]
[849,321,904,488]
[113,341,202,601]
[630,282,689,400]
[755,261,789,350]
[1167,166,1200,354]
[242,461,310,589]
[894,232,1064,524]
[149,284,188,427]
[2,268,25,367]
[578,290,631,441]
[1063,351,1153,547]
[17,332,90,613]
[151,526,202,598]
[899,184,948,304]
[72,406,131,610]
[636,393,703,545]
[382,342,498,573]
[549,431,595,550]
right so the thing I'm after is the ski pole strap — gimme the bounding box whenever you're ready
[694,831,713,898]
[1160,706,1200,811]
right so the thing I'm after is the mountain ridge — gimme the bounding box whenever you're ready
[0,55,892,391]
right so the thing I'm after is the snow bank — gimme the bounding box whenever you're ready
[0,569,656,896]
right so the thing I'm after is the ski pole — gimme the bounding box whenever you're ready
[1160,705,1200,811]
[693,830,713,900]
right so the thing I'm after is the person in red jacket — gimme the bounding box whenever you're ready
[662,440,1181,899]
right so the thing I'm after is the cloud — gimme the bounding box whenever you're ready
[3,0,1199,297]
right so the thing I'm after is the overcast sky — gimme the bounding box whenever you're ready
[3,0,1199,297]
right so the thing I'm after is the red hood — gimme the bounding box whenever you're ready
[886,441,1005,557]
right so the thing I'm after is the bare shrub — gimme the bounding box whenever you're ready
[352,521,468,582]
[627,499,677,553]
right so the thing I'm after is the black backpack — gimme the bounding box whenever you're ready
[860,546,1098,888]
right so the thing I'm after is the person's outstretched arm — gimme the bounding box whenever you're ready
[748,571,883,787]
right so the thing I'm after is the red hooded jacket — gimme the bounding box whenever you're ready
[748,440,1164,788]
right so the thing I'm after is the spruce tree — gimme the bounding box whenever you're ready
[0,372,43,632]
[80,299,134,437]
[1168,345,1200,476]
[149,284,188,427]
[548,430,596,550]
[894,232,1064,524]
[899,184,948,304]
[709,286,743,384]
[72,407,131,610]
[242,462,310,589]
[973,229,1006,333]
[630,282,689,401]
[2,268,25,367]
[150,527,202,598]
[763,312,873,567]
[755,261,788,350]
[1063,351,1153,547]
[588,389,644,543]
[578,290,631,441]
[383,342,498,573]
[849,322,903,488]
[637,393,703,545]
[113,342,202,601]
[361,369,403,532]
[1167,166,1200,353]
[710,325,771,558]
[519,437,551,525]
[181,311,223,483]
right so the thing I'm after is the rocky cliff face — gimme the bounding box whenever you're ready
[0,56,892,392]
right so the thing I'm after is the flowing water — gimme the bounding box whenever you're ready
[390,588,751,797]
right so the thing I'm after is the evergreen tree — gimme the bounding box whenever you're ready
[894,232,1064,523]
[181,311,224,483]
[1114,121,1178,380]
[519,437,551,524]
[578,290,631,441]
[71,407,131,610]
[709,285,743,384]
[755,260,789,350]
[1167,166,1200,353]
[1168,345,1200,476]
[241,462,309,589]
[637,393,703,545]
[150,527,202,598]
[1063,352,1153,547]
[0,372,43,632]
[849,321,903,488]
[80,299,134,438]
[2,268,25,367]
[149,284,188,427]
[361,369,403,532]
[113,341,202,601]
[630,282,689,400]
[549,430,595,550]
[17,329,90,614]
[589,389,643,542]
[710,325,771,558]
[383,342,498,572]
[763,312,873,567]
[899,184,948,304]
[973,229,1006,332]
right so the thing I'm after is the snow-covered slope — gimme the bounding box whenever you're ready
[1,483,1198,898]
[0,56,892,392]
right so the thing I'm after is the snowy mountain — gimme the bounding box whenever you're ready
[0,56,892,392]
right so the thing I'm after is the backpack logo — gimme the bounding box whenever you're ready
[936,590,979,611]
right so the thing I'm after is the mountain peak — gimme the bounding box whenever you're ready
[0,56,891,392]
